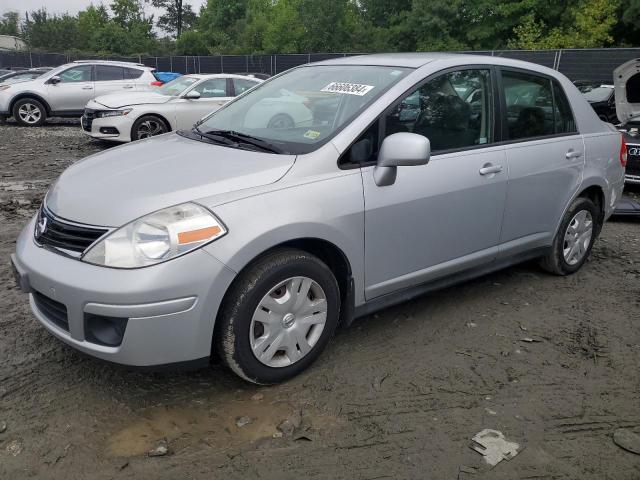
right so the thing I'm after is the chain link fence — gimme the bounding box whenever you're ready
[1,48,638,83]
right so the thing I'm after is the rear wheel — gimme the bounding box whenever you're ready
[539,197,599,275]
[131,115,168,141]
[216,249,340,384]
[13,98,46,127]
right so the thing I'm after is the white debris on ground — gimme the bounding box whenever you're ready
[471,429,521,467]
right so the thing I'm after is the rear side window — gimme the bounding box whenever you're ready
[125,68,143,79]
[233,78,259,95]
[95,65,124,81]
[501,70,576,140]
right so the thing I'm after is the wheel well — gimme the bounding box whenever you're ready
[10,94,52,115]
[210,238,353,360]
[578,185,605,230]
[132,113,172,134]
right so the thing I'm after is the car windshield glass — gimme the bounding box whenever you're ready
[158,76,198,96]
[582,86,613,102]
[198,65,411,154]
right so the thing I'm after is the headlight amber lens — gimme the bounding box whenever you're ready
[82,203,226,268]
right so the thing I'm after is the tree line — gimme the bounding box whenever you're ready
[0,0,637,57]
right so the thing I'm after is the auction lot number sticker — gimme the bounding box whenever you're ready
[321,82,375,96]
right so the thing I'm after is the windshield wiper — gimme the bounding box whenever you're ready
[206,129,285,154]
[191,125,235,146]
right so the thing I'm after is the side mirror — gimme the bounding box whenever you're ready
[184,90,201,100]
[47,75,61,85]
[374,132,430,186]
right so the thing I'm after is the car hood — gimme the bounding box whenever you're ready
[614,59,640,123]
[94,92,173,109]
[46,133,296,226]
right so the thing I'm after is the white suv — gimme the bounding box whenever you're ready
[0,60,158,126]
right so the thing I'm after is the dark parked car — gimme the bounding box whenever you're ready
[574,81,616,123]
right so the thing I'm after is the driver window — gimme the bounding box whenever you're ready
[192,78,227,98]
[385,69,493,152]
[59,65,93,83]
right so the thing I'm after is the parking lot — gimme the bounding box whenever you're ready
[0,121,638,478]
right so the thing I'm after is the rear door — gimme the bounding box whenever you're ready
[174,77,233,129]
[497,69,584,256]
[45,64,94,113]
[94,65,135,97]
[124,67,149,91]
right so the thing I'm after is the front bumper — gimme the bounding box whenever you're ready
[81,113,134,142]
[13,217,236,367]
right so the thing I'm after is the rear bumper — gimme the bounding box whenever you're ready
[13,216,237,367]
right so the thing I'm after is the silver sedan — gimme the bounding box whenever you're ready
[12,53,625,384]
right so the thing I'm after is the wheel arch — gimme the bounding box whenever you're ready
[577,184,606,233]
[9,93,52,116]
[130,112,172,138]
[211,237,355,358]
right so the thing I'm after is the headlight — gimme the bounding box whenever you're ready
[82,203,227,268]
[96,108,132,118]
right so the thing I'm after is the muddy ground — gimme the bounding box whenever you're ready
[1,121,639,480]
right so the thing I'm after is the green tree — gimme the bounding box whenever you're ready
[77,5,109,50]
[23,9,79,51]
[0,11,20,36]
[152,0,197,38]
[174,29,208,54]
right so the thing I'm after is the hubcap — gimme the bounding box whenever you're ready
[250,276,328,368]
[563,210,593,266]
[137,120,165,138]
[18,103,41,124]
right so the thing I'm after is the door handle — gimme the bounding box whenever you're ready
[123,85,134,89]
[566,149,582,159]
[479,164,503,176]
[81,86,93,90]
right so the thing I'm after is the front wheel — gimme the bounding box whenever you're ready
[131,115,168,141]
[216,249,340,384]
[13,98,46,127]
[540,197,599,275]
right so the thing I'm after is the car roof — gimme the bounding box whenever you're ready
[310,52,559,73]
[183,73,263,80]
[72,60,151,69]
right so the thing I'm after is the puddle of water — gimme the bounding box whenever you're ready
[106,395,342,457]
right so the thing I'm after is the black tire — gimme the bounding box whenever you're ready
[131,115,168,141]
[12,98,46,127]
[216,248,341,384]
[267,113,294,129]
[539,197,600,275]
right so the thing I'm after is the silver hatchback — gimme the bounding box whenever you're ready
[12,53,626,384]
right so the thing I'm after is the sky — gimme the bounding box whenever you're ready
[0,0,208,19]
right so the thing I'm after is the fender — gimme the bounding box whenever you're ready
[9,91,53,115]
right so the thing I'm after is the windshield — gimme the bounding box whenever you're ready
[158,76,198,96]
[198,65,411,154]
[582,86,613,102]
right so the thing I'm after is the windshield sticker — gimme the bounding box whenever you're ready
[321,82,375,96]
[304,130,321,140]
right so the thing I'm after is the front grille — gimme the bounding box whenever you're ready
[35,206,108,255]
[81,108,95,131]
[33,291,69,331]
[627,144,640,177]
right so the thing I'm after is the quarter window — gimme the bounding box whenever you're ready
[192,78,227,98]
[384,69,493,152]
[95,65,124,81]
[124,68,143,79]
[501,70,575,140]
[58,65,92,83]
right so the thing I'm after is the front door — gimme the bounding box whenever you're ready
[174,77,233,130]
[46,64,94,113]
[362,68,508,300]
[497,69,584,255]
